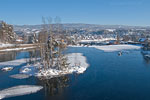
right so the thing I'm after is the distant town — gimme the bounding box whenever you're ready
[1,21,150,51]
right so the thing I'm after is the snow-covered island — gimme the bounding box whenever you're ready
[19,53,89,79]
[0,53,89,79]
[36,53,89,78]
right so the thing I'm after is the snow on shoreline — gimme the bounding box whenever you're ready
[68,45,84,47]
[69,44,141,52]
[91,45,141,52]
[79,38,116,42]
[0,44,15,48]
[0,47,36,52]
[0,85,43,99]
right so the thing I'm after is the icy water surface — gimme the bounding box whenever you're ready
[0,47,150,100]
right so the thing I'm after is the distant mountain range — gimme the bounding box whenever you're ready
[14,23,150,31]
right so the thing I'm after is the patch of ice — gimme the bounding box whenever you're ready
[10,74,30,79]
[0,58,40,68]
[0,59,27,68]
[90,45,141,52]
[21,68,31,73]
[1,67,13,71]
[0,85,43,99]
[20,65,38,76]
[67,53,89,74]
[145,55,150,58]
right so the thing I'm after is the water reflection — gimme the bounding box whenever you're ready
[0,51,17,62]
[28,50,40,64]
[38,76,69,96]
[0,49,40,63]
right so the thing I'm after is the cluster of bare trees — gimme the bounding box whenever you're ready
[38,17,69,70]
[0,21,16,43]
[0,18,70,70]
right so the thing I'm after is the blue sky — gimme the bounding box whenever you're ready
[0,0,150,26]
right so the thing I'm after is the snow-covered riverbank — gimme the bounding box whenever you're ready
[91,45,141,52]
[69,44,141,52]
[0,44,39,52]
[0,44,14,48]
[79,38,116,42]
[0,47,36,52]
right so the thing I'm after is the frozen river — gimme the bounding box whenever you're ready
[0,46,150,100]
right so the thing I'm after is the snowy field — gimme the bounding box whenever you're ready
[0,85,43,99]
